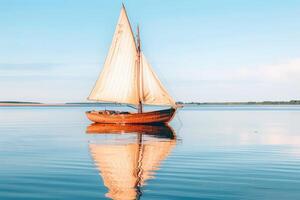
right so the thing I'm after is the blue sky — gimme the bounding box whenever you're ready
[0,0,300,103]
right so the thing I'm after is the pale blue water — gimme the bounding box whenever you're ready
[1,106,300,199]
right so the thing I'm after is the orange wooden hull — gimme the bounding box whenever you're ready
[86,108,176,124]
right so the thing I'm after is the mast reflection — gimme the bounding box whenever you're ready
[86,123,177,200]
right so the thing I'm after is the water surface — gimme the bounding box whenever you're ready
[1,106,300,199]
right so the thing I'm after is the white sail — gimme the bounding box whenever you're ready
[140,52,176,106]
[88,5,176,107]
[88,6,139,105]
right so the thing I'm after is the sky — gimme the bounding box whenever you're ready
[0,0,300,103]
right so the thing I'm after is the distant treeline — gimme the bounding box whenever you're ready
[178,100,300,105]
[0,101,42,104]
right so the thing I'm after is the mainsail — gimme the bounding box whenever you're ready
[88,6,139,105]
[88,5,175,107]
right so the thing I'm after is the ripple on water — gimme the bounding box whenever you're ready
[1,107,300,199]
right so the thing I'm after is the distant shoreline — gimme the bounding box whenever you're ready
[183,100,300,106]
[0,100,299,107]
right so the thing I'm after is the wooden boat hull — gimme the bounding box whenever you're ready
[86,108,176,124]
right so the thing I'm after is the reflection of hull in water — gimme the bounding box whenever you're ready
[87,124,177,200]
[86,123,175,139]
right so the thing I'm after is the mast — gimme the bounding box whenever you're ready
[137,25,143,113]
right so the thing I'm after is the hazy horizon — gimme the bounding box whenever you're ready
[1,0,300,103]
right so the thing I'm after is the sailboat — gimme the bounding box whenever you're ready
[86,4,177,124]
[87,124,176,200]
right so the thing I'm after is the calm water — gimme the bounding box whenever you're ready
[1,105,300,200]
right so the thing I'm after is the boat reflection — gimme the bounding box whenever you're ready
[86,123,177,200]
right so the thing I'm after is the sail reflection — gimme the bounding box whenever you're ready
[86,123,177,200]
